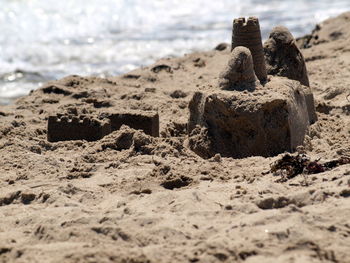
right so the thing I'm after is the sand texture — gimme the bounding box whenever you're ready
[0,12,350,263]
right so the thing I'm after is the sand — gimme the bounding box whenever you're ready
[0,12,349,263]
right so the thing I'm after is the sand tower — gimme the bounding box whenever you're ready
[232,17,267,82]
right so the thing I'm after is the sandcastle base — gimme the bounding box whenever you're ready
[188,77,316,159]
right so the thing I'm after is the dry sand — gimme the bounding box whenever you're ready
[0,12,350,263]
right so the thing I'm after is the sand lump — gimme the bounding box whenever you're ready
[219,46,259,91]
[264,26,310,87]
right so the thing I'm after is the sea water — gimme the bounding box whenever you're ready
[0,0,349,104]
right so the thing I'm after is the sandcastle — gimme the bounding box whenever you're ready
[188,17,316,158]
[47,111,159,142]
[46,17,316,158]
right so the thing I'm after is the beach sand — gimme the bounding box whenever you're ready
[0,12,349,263]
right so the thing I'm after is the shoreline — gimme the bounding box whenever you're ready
[1,8,350,107]
[0,12,350,262]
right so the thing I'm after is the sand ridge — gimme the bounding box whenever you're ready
[0,12,350,263]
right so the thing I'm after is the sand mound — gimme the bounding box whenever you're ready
[264,26,310,87]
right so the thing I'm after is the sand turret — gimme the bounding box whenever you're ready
[219,46,259,91]
[232,17,267,82]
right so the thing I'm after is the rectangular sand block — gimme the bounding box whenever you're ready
[47,115,111,142]
[107,112,159,137]
[188,78,316,158]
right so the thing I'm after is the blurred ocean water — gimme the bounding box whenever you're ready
[0,0,349,104]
